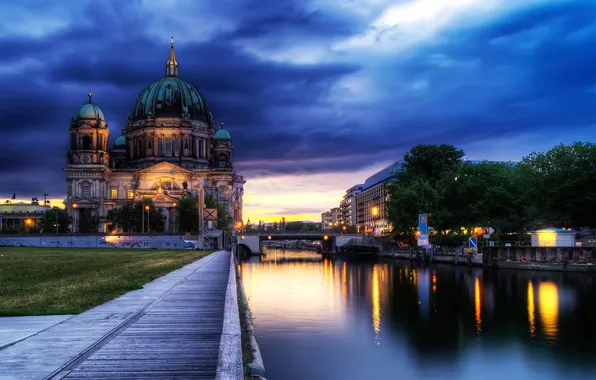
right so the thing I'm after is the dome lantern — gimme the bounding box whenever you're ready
[166,36,179,77]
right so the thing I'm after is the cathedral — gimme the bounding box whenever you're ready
[65,38,245,233]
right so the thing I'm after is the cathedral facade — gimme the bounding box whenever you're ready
[65,39,245,233]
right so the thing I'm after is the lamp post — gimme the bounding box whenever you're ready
[71,203,77,234]
[145,205,150,233]
[43,193,49,232]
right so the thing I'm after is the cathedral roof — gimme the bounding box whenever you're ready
[130,38,214,124]
[213,123,232,141]
[113,135,126,149]
[76,92,105,122]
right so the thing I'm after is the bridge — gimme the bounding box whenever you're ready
[234,233,363,256]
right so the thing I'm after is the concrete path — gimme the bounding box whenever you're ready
[0,250,238,380]
[0,315,74,349]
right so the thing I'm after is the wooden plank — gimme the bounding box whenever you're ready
[60,251,231,379]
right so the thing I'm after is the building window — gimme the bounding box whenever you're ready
[127,190,134,199]
[82,185,90,198]
[158,137,163,156]
[82,135,91,150]
[164,138,172,157]
[111,188,118,199]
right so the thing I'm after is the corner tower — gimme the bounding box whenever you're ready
[212,122,233,170]
[65,92,111,232]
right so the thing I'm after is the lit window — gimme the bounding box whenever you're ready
[111,188,118,199]
[82,185,90,198]
[127,190,134,199]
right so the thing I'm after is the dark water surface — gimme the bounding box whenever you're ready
[240,249,596,380]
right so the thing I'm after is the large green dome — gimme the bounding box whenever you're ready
[131,76,213,123]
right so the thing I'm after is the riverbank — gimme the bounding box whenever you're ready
[236,255,266,379]
[0,247,212,315]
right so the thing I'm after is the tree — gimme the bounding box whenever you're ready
[178,194,200,233]
[105,198,164,233]
[400,144,465,185]
[517,142,596,228]
[43,207,69,233]
[78,208,98,233]
[386,179,439,242]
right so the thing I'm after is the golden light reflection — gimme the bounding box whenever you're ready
[474,277,482,334]
[342,262,347,302]
[539,282,559,340]
[372,264,381,343]
[527,281,536,337]
[432,271,437,293]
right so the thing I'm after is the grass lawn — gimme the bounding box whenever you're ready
[0,247,213,316]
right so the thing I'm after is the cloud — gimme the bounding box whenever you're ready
[0,0,595,221]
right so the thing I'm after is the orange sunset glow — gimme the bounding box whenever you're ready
[242,161,395,222]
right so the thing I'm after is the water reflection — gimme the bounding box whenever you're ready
[528,281,536,337]
[539,282,559,341]
[474,277,482,334]
[242,249,596,380]
[372,265,381,343]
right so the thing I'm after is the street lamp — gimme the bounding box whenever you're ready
[145,205,150,233]
[44,193,49,232]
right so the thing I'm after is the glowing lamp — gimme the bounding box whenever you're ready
[241,236,245,240]
[267,236,272,240]
[323,235,328,240]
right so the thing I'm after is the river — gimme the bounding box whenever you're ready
[239,249,596,380]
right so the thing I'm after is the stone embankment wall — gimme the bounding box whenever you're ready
[482,246,596,266]
[0,234,193,249]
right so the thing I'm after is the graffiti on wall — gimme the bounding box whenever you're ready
[0,235,187,249]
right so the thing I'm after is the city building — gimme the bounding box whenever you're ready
[65,38,245,233]
[321,207,341,230]
[356,161,404,235]
[339,184,363,226]
[0,202,50,232]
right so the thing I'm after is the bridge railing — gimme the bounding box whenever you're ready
[241,232,364,237]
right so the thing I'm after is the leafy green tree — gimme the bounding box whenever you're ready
[43,207,69,233]
[78,208,98,233]
[517,142,596,228]
[400,144,465,185]
[105,198,164,233]
[386,179,439,242]
[177,194,200,233]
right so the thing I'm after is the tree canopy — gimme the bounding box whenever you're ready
[386,142,596,245]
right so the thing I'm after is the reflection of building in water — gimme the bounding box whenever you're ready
[539,282,559,340]
[372,265,381,343]
[417,269,430,319]
[474,277,482,334]
[527,281,536,337]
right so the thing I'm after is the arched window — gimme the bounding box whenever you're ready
[82,135,92,150]
[218,153,228,168]
[70,134,77,150]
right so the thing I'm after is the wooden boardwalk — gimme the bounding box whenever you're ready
[53,251,231,380]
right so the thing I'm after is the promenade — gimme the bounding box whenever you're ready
[0,250,242,380]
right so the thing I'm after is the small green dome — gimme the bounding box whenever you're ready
[113,135,127,149]
[77,102,105,121]
[213,128,231,141]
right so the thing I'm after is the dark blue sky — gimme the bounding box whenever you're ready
[0,0,595,219]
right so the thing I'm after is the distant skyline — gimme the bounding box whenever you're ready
[1,0,595,222]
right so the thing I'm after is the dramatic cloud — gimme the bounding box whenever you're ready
[0,0,594,221]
